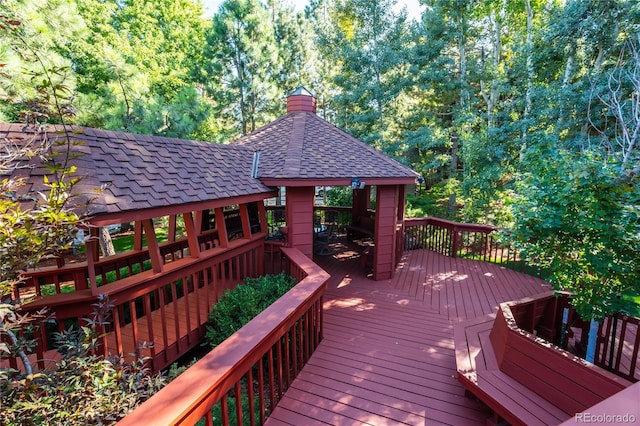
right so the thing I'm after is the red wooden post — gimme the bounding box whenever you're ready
[214,207,228,248]
[133,221,143,251]
[373,185,399,280]
[284,186,314,258]
[87,228,99,294]
[182,212,200,259]
[258,201,268,234]
[168,214,177,242]
[239,203,252,240]
[452,227,459,258]
[142,219,163,273]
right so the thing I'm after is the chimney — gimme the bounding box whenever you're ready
[286,86,316,113]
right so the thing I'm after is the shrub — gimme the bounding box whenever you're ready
[0,296,167,425]
[205,273,296,348]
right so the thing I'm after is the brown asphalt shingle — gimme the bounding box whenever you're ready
[233,111,418,180]
[0,124,272,217]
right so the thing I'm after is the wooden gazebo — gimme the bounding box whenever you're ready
[0,89,417,371]
[233,87,418,280]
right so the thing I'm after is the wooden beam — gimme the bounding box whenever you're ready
[134,221,143,251]
[142,219,163,274]
[168,215,177,242]
[86,230,99,295]
[239,203,252,240]
[214,207,228,248]
[194,210,204,233]
[258,202,268,234]
[87,192,276,227]
[182,212,200,259]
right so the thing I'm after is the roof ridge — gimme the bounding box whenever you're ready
[282,113,306,177]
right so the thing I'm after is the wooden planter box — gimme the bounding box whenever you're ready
[490,295,631,416]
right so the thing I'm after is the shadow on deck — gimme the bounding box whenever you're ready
[266,238,552,425]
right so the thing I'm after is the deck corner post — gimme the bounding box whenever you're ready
[451,228,459,258]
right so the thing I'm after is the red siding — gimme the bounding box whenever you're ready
[286,187,315,258]
[373,185,399,280]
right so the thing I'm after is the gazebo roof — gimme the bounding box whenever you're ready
[232,92,418,186]
[0,124,274,225]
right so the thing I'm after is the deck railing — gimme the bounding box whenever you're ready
[404,217,547,278]
[265,205,354,233]
[597,314,640,382]
[405,217,639,382]
[16,231,221,299]
[7,236,267,373]
[117,246,329,426]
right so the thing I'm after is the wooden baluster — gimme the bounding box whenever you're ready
[234,381,243,425]
[258,357,266,425]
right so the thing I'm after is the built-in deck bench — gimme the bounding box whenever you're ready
[454,296,633,426]
[455,314,572,426]
[346,216,374,240]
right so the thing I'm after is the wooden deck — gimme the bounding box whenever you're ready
[266,239,553,425]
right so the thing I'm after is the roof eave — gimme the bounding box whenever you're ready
[259,177,418,187]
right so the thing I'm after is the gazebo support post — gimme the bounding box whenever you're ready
[373,185,400,280]
[285,186,314,259]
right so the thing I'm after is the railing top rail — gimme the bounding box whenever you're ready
[117,247,329,426]
[405,216,499,233]
[21,237,266,315]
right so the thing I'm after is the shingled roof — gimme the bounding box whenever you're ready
[0,124,273,223]
[232,91,418,185]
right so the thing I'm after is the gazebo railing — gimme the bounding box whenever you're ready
[265,205,354,234]
[116,246,329,426]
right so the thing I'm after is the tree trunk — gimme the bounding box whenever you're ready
[521,0,534,156]
[99,226,116,257]
[448,133,459,217]
[585,318,600,363]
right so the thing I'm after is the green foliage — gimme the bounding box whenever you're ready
[326,186,353,207]
[405,180,462,220]
[509,146,640,320]
[405,192,445,219]
[204,0,282,137]
[0,296,167,425]
[207,392,264,426]
[205,273,296,348]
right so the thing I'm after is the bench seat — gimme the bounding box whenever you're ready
[454,314,572,426]
[346,225,374,240]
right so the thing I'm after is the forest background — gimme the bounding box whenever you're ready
[1,0,638,226]
[2,0,639,273]
[0,0,639,367]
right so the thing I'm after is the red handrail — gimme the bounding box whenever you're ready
[117,247,329,426]
[404,217,546,278]
[6,236,267,373]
